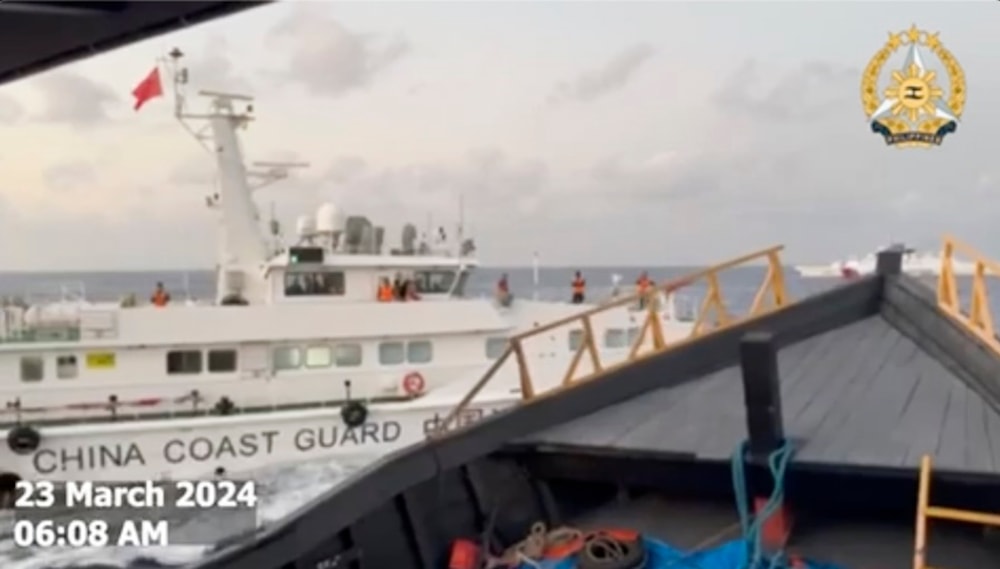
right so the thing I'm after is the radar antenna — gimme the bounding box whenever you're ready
[158,47,314,304]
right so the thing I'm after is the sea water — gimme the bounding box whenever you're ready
[0,265,967,568]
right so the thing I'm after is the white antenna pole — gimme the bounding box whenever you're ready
[457,192,465,257]
[532,251,540,301]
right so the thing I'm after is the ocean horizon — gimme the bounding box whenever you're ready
[0,265,838,307]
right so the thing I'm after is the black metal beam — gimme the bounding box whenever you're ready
[0,2,129,16]
[0,2,272,86]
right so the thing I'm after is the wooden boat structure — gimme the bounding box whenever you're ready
[189,237,1000,569]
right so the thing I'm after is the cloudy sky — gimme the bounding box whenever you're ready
[1,1,999,270]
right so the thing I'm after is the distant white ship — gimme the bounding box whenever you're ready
[794,244,977,279]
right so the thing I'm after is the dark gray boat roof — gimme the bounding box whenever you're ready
[0,1,270,86]
[521,311,1000,474]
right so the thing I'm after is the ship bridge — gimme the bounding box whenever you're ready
[193,236,1000,569]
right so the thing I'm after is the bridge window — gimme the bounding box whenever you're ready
[334,344,362,367]
[284,270,345,297]
[407,340,433,364]
[305,345,333,368]
[208,349,238,373]
[604,329,628,349]
[485,337,508,359]
[273,346,302,371]
[414,270,457,294]
[568,329,585,351]
[56,355,78,379]
[379,342,405,365]
[166,350,202,375]
[20,356,43,382]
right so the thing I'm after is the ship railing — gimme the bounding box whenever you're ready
[22,280,88,305]
[937,235,1000,355]
[913,454,1000,569]
[434,245,790,435]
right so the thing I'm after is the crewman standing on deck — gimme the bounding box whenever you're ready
[377,278,394,302]
[151,282,171,307]
[635,272,653,309]
[571,271,586,304]
[496,273,512,307]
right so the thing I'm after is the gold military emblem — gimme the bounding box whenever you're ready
[861,25,966,148]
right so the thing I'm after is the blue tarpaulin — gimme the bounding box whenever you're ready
[516,537,846,569]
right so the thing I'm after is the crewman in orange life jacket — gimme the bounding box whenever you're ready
[571,271,586,304]
[377,278,394,302]
[151,282,171,307]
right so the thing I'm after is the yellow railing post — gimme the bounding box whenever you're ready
[913,455,931,569]
[913,453,1000,569]
[435,244,794,436]
[935,236,1000,356]
[512,340,533,400]
[581,315,603,375]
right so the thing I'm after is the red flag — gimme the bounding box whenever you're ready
[131,67,163,111]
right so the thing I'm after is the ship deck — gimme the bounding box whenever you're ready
[568,493,1000,569]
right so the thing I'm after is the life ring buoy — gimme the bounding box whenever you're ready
[402,372,426,397]
[7,425,41,455]
[340,401,368,428]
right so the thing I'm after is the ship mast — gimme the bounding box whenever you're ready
[164,48,307,305]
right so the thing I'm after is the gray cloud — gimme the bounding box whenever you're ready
[183,35,254,94]
[169,153,216,188]
[0,93,24,125]
[550,43,655,104]
[712,59,859,122]
[564,56,1000,263]
[43,161,98,193]
[33,72,118,127]
[326,156,368,184]
[266,5,410,97]
[589,152,728,204]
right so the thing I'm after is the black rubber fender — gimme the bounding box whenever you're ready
[214,396,236,416]
[340,401,368,428]
[7,425,41,455]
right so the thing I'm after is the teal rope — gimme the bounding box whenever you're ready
[730,439,795,569]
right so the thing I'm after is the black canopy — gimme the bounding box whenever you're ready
[0,1,270,86]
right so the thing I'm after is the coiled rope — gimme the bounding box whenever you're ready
[730,439,795,569]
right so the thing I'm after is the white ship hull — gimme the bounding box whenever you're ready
[0,326,688,483]
[2,393,513,483]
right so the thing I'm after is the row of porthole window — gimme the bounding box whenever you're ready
[19,340,440,382]
[482,327,640,362]
[19,329,641,382]
[18,348,243,382]
[270,340,433,371]
[20,355,78,382]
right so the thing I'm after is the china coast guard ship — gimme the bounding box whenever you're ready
[0,51,695,499]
